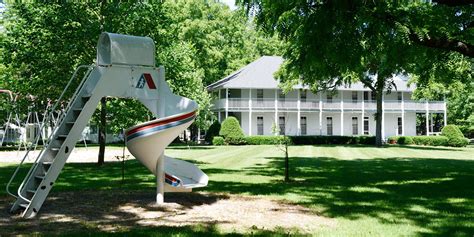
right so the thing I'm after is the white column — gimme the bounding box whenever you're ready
[382,93,385,139]
[430,113,434,133]
[218,89,221,122]
[443,95,447,127]
[401,92,405,136]
[248,89,252,136]
[319,93,322,135]
[297,89,301,135]
[225,88,229,119]
[156,152,165,204]
[361,94,365,135]
[340,91,344,136]
[425,100,429,135]
[274,89,278,126]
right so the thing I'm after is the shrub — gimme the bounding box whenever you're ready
[212,136,225,146]
[441,125,464,139]
[397,136,414,145]
[224,136,247,145]
[446,136,469,147]
[205,121,221,142]
[289,135,375,145]
[244,136,290,145]
[441,125,469,147]
[219,116,244,139]
[412,136,448,146]
[388,136,451,146]
[387,136,398,144]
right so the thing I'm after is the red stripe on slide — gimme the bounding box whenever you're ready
[126,111,196,136]
[165,173,177,182]
[143,73,157,89]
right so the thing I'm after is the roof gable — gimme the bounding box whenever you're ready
[207,56,283,90]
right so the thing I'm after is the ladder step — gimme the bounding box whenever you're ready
[42,161,53,170]
[19,203,29,209]
[57,135,68,140]
[50,147,60,152]
[26,189,36,194]
[35,175,45,180]
[82,96,91,101]
[66,121,75,125]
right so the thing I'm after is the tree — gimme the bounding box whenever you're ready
[271,115,292,182]
[1,1,284,153]
[239,0,473,146]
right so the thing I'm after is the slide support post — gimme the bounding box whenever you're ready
[156,152,165,204]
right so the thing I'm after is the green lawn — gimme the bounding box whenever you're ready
[1,145,473,236]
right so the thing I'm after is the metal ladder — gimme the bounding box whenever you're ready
[6,65,96,218]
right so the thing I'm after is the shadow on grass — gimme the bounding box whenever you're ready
[203,156,474,237]
[388,145,465,151]
[1,155,473,236]
[0,190,294,236]
[167,145,216,150]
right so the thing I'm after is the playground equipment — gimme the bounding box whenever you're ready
[7,32,208,218]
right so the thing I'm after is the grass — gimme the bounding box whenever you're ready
[1,145,473,236]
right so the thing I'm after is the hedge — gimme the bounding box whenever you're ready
[388,135,455,146]
[289,135,375,145]
[239,135,375,145]
[243,136,290,145]
[212,136,225,146]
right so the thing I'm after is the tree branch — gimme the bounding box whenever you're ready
[360,77,376,91]
[374,12,474,57]
[408,31,474,57]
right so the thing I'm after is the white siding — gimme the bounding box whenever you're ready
[218,89,435,139]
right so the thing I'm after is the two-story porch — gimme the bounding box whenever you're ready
[207,56,447,139]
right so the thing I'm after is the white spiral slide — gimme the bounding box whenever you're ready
[8,32,208,218]
[125,108,208,193]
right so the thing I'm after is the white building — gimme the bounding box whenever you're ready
[207,56,447,139]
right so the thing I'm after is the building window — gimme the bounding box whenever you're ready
[300,116,307,135]
[257,116,264,135]
[352,117,358,135]
[279,90,285,100]
[257,89,263,101]
[326,94,333,103]
[279,116,285,135]
[364,116,369,135]
[352,91,358,102]
[300,90,307,103]
[398,92,402,101]
[371,92,376,101]
[326,117,333,135]
[364,91,369,101]
[398,117,403,135]
[220,89,226,99]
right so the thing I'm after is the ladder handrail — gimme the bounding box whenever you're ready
[16,65,94,203]
[6,65,94,201]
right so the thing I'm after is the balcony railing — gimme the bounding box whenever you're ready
[213,98,445,111]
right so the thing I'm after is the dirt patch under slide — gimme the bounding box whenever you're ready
[0,190,335,235]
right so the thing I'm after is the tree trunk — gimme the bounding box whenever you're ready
[98,97,106,166]
[189,123,197,142]
[374,79,385,147]
[284,141,289,182]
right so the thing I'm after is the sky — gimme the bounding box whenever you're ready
[220,0,237,10]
